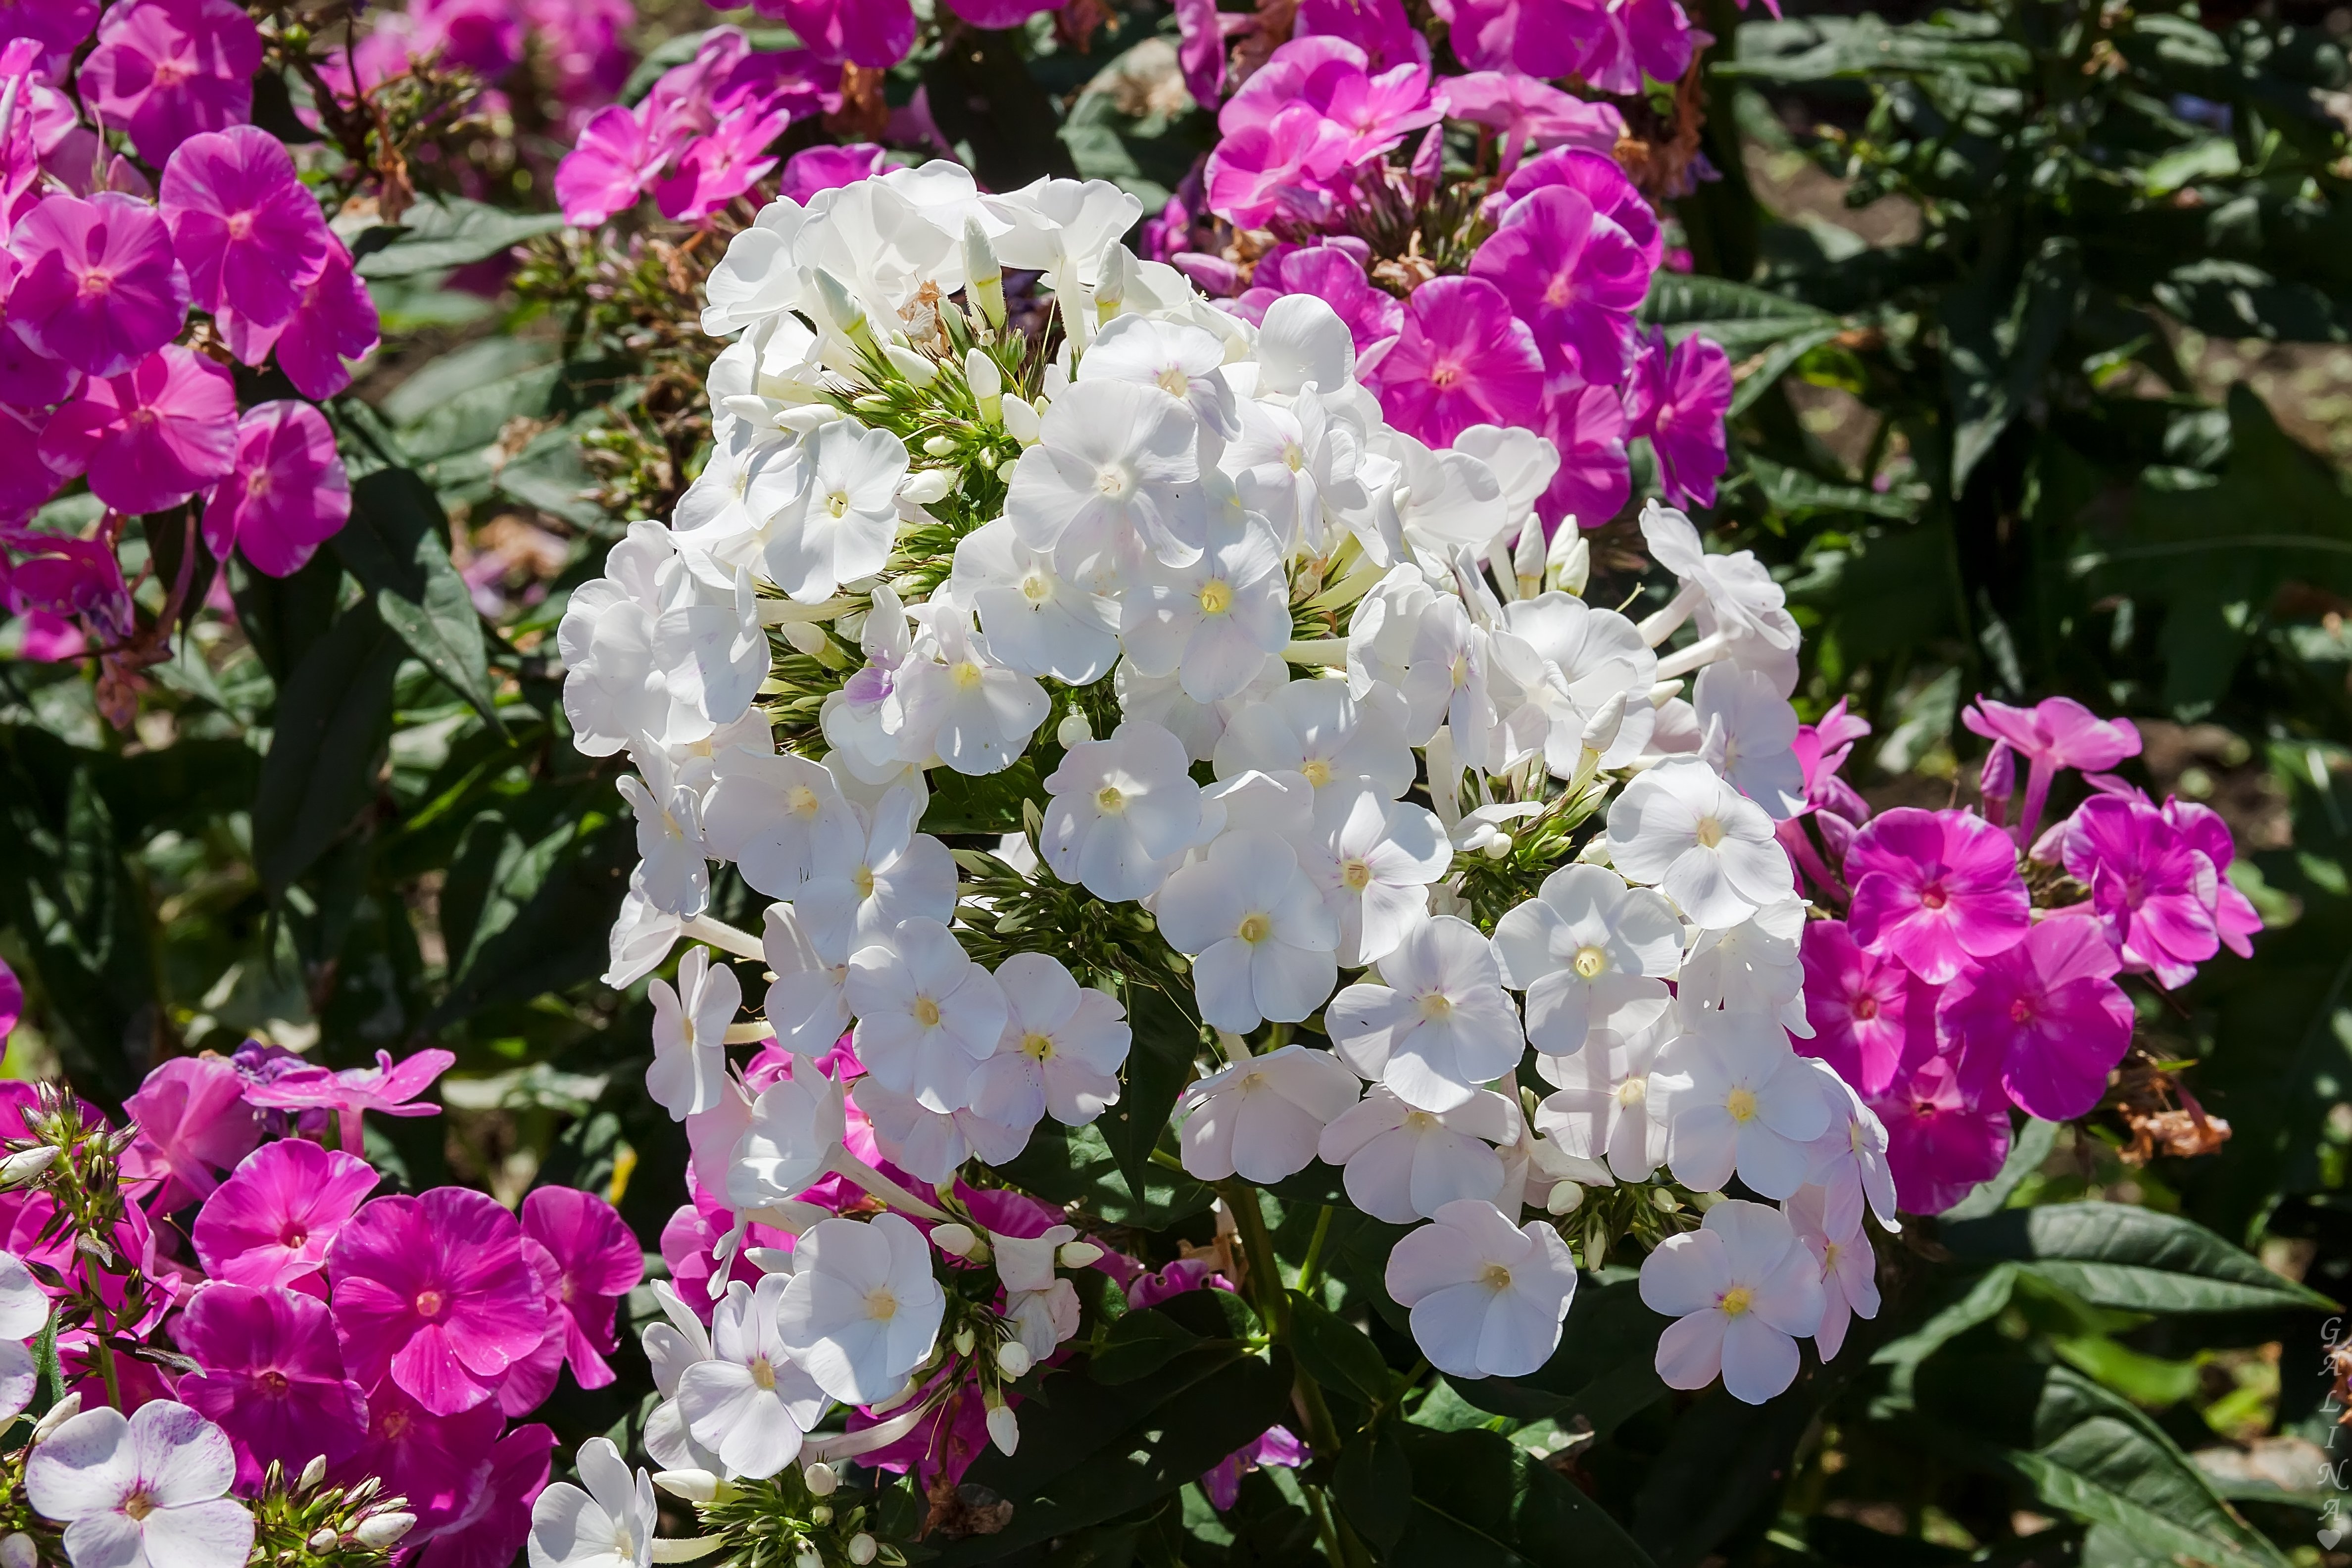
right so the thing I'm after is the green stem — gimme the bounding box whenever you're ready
[1295,1205,1335,1298]
[92,1323,120,1412]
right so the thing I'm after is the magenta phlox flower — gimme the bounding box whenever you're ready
[846,1373,995,1495]
[1791,698,1870,806]
[556,104,672,227]
[9,192,190,377]
[2059,794,2221,987]
[1469,185,1649,383]
[1536,378,1630,529]
[0,252,81,410]
[1440,69,1625,177]
[1201,1423,1308,1511]
[1941,916,2134,1122]
[173,1282,369,1488]
[1962,693,2142,844]
[493,1237,568,1418]
[200,400,349,579]
[222,247,379,400]
[1574,0,1699,96]
[654,103,789,223]
[336,1382,502,1538]
[1863,1045,2007,1215]
[1625,328,1733,507]
[123,1055,261,1212]
[1203,102,1352,230]
[1844,807,2029,984]
[771,0,915,68]
[0,0,97,78]
[76,0,260,165]
[520,1185,644,1391]
[658,1189,792,1322]
[0,957,18,1042]
[2162,797,2261,956]
[1360,275,1546,446]
[1293,0,1427,69]
[328,1187,549,1416]
[1232,240,1400,350]
[1173,0,1231,105]
[243,1046,453,1153]
[3,537,128,642]
[1222,38,1439,169]
[1496,147,1661,269]
[161,127,332,326]
[521,0,633,116]
[1429,0,1602,76]
[192,1138,378,1292]
[41,345,235,516]
[1126,1254,1231,1308]
[1798,919,1933,1098]
[780,142,887,206]
[413,1422,555,1568]
[407,0,527,78]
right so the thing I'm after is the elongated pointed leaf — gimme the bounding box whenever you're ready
[333,469,501,727]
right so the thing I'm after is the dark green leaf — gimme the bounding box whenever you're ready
[1942,1116,2058,1221]
[332,469,500,726]
[1939,1201,2337,1312]
[353,196,566,279]
[1288,1294,1393,1407]
[252,602,406,893]
[1100,984,1198,1214]
[229,549,345,686]
[923,28,1080,196]
[1943,237,2081,490]
[1090,1306,1204,1386]
[1334,1427,1413,1554]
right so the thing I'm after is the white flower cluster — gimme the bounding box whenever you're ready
[558,163,1899,1456]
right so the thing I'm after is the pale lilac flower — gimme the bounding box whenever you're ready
[76,0,260,165]
[25,1402,252,1568]
[173,1284,369,1489]
[847,917,1008,1114]
[1492,863,1682,1058]
[192,1139,379,1291]
[42,344,235,516]
[1302,786,1451,969]
[1844,807,2029,984]
[1176,1043,1360,1183]
[1318,1084,1514,1224]
[1532,992,1676,1183]
[1786,1184,1878,1361]
[1606,760,1791,927]
[776,1212,944,1405]
[970,952,1129,1128]
[201,401,350,578]
[1638,1199,1823,1404]
[1649,1010,1831,1200]
[9,192,189,377]
[527,1436,654,1568]
[159,127,331,326]
[678,1275,829,1479]
[1361,275,1546,448]
[1384,1199,1577,1378]
[1156,831,1340,1033]
[1940,916,2134,1123]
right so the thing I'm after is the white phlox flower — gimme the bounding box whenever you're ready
[1500,592,1658,772]
[1491,863,1683,1057]
[653,563,767,729]
[560,523,713,759]
[897,606,1051,777]
[528,1437,657,1568]
[1694,662,1806,819]
[1155,831,1339,1032]
[984,176,1141,301]
[1648,1008,1831,1199]
[762,903,853,1055]
[641,1283,721,1473]
[1213,677,1415,805]
[728,1063,848,1212]
[1199,767,1317,851]
[25,1403,252,1568]
[0,1251,44,1422]
[1303,785,1451,968]
[1119,500,1291,704]
[1081,313,1241,450]
[794,169,971,335]
[1802,1062,1900,1238]
[951,518,1119,684]
[1116,655,1288,763]
[847,916,1008,1113]
[648,946,736,1120]
[1786,1182,1878,1360]
[1345,564,1443,700]
[1225,389,1368,554]
[1326,914,1524,1112]
[1389,432,1508,556]
[1605,760,1793,928]
[776,1212,947,1406]
[853,1076,1032,1182]
[1176,1042,1361,1183]
[821,584,920,781]
[1041,721,1208,901]
[970,952,1130,1128]
[678,1277,831,1480]
[1453,424,1561,561]
[758,417,905,605]
[989,1225,1084,1362]
[1006,375,1204,571]
[1383,1199,1577,1378]
[700,197,812,335]
[797,785,958,950]
[617,751,710,917]
[1638,1198,1825,1405]
[1251,293,1356,397]
[1638,501,1799,674]
[1318,1085,1518,1224]
[605,874,685,988]
[702,746,857,900]
[1532,991,1676,1184]
[1677,896,1812,1038]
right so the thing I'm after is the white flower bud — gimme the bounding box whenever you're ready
[1651,1188,1681,1213]
[900,469,954,505]
[1481,832,1512,860]
[1053,711,1093,749]
[922,434,957,457]
[849,1534,879,1566]
[986,1403,1021,1456]
[930,1222,980,1259]
[0,1146,57,1185]
[298,1454,329,1493]
[1,1532,36,1568]
[810,1505,832,1525]
[964,216,1005,327]
[1056,1241,1103,1270]
[31,1394,82,1444]
[354,1513,417,1548]
[803,1461,838,1497]
[796,1550,824,1568]
[997,1340,1032,1378]
[1511,513,1547,598]
[1580,690,1628,757]
[307,1529,341,1553]
[814,269,871,348]
[1546,1181,1584,1216]
[1547,526,1590,596]
[953,1326,977,1357]
[656,1470,722,1503]
[884,344,938,389]
[1002,393,1041,446]
[965,345,1002,409]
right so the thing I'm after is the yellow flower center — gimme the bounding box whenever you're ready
[1198,579,1233,616]
[1095,784,1126,814]
[1419,992,1455,1022]
[1300,758,1332,787]
[1022,1031,1056,1061]
[854,865,877,898]
[1021,570,1053,604]
[1571,944,1608,980]
[1095,464,1132,498]
[1615,1078,1646,1108]
[1341,858,1372,890]
[951,660,985,690]
[865,1288,899,1322]
[750,1356,778,1391]
[1719,1285,1754,1318]
[787,784,822,818]
[1156,366,1191,398]
[1282,441,1306,473]
[827,490,850,519]
[1694,816,1726,848]
[913,996,942,1028]
[1236,913,1272,944]
[1726,1087,1758,1123]
[1479,1263,1513,1291]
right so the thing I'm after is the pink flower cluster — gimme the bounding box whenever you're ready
[712,0,1064,71]
[328,0,636,136]
[0,1044,643,1566]
[1790,696,2259,1213]
[0,0,378,662]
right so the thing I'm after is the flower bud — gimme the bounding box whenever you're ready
[1094,245,1132,324]
[1054,711,1093,749]
[803,1461,838,1497]
[884,343,938,389]
[965,346,1003,427]
[953,1326,977,1357]
[986,1403,1021,1456]
[0,1533,33,1568]
[901,469,954,506]
[1546,1180,1584,1216]
[298,1454,329,1493]
[31,1393,82,1444]
[307,1529,340,1553]
[849,1534,879,1566]
[964,216,1005,328]
[656,1470,723,1503]
[1580,690,1628,759]
[0,1145,57,1185]
[1511,513,1547,599]
[1057,1240,1103,1270]
[1547,526,1590,596]
[796,1550,824,1568]
[997,1339,1032,1378]
[355,1513,417,1548]
[1651,1188,1680,1213]
[1481,832,1512,860]
[1978,740,2014,828]
[930,1222,980,1259]
[922,434,957,457]
[1002,394,1041,446]
[810,1505,832,1525]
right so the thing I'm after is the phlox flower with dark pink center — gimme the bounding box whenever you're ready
[0,0,98,78]
[76,0,261,167]
[1470,185,1650,383]
[1961,693,2141,845]
[334,1382,502,1539]
[413,1422,556,1568]
[771,0,915,68]
[553,103,674,227]
[2060,795,2220,988]
[1361,275,1546,447]
[1536,379,1629,529]
[1221,37,1440,169]
[1203,103,1351,230]
[192,1138,378,1292]
[1844,807,2030,984]
[2163,797,2262,957]
[9,192,190,378]
[173,1283,369,1488]
[1233,241,1401,351]
[655,103,789,223]
[243,1045,452,1153]
[1941,916,2135,1123]
[1798,920,1932,1098]
[1626,327,1733,508]
[328,1186,549,1416]
[1495,147,1661,268]
[1574,0,1697,97]
[202,401,350,579]
[1441,70,1625,178]
[123,1054,260,1211]
[221,248,380,400]
[160,126,332,327]
[520,1185,644,1390]
[780,142,887,206]
[1294,0,1427,70]
[1433,0,1602,77]
[41,345,237,516]
[1863,1047,2008,1216]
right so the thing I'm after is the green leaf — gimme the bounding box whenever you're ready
[1941,1116,2058,1220]
[1335,1427,1414,1554]
[1639,274,1837,357]
[1747,453,1923,520]
[923,28,1080,196]
[426,817,635,1029]
[1100,984,1198,1213]
[1727,324,1844,418]
[1514,1460,1655,1568]
[2153,259,2352,343]
[1942,237,2081,490]
[251,602,406,894]
[353,196,566,279]
[1631,1385,1821,1568]
[229,549,345,686]
[1939,1201,2338,1312]
[1288,1293,1394,1407]
[1090,1306,1206,1386]
[992,1120,1216,1229]
[332,469,500,726]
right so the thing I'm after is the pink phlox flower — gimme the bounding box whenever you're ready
[243,1046,453,1154]
[770,0,916,68]
[1797,919,1933,1098]
[1430,0,1603,76]
[493,1235,569,1418]
[40,344,236,516]
[1495,146,1662,269]
[658,1185,792,1323]
[201,400,350,579]
[1201,1423,1308,1511]
[1173,0,1231,105]
[1232,240,1401,351]
[1469,184,1649,383]
[1202,101,1352,230]
[192,1138,378,1292]
[846,1373,994,1495]
[554,101,674,228]
[328,1187,549,1416]
[1962,693,2142,844]
[520,1185,644,1391]
[1125,1255,1233,1308]
[1535,377,1630,529]
[1440,69,1625,177]
[0,956,18,1041]
[780,142,887,206]
[654,102,789,223]
[4,537,129,642]
[405,0,527,79]
[160,126,333,326]
[9,191,189,377]
[1941,916,2135,1122]
[123,1055,261,1212]
[1844,807,2030,984]
[335,1381,502,1539]
[223,246,379,400]
[2059,794,2221,987]
[173,1281,370,1488]
[1360,274,1547,447]
[1220,38,1439,168]
[1574,0,1702,96]
[76,0,260,166]
[413,1422,556,1568]
[0,251,83,410]
[1625,328,1732,508]
[1293,0,1427,70]
[1790,697,1870,803]
[0,0,97,78]
[2162,797,2261,957]
[1862,1045,2008,1216]
[520,0,633,118]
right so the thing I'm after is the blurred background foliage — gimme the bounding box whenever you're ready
[6,0,2352,1563]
